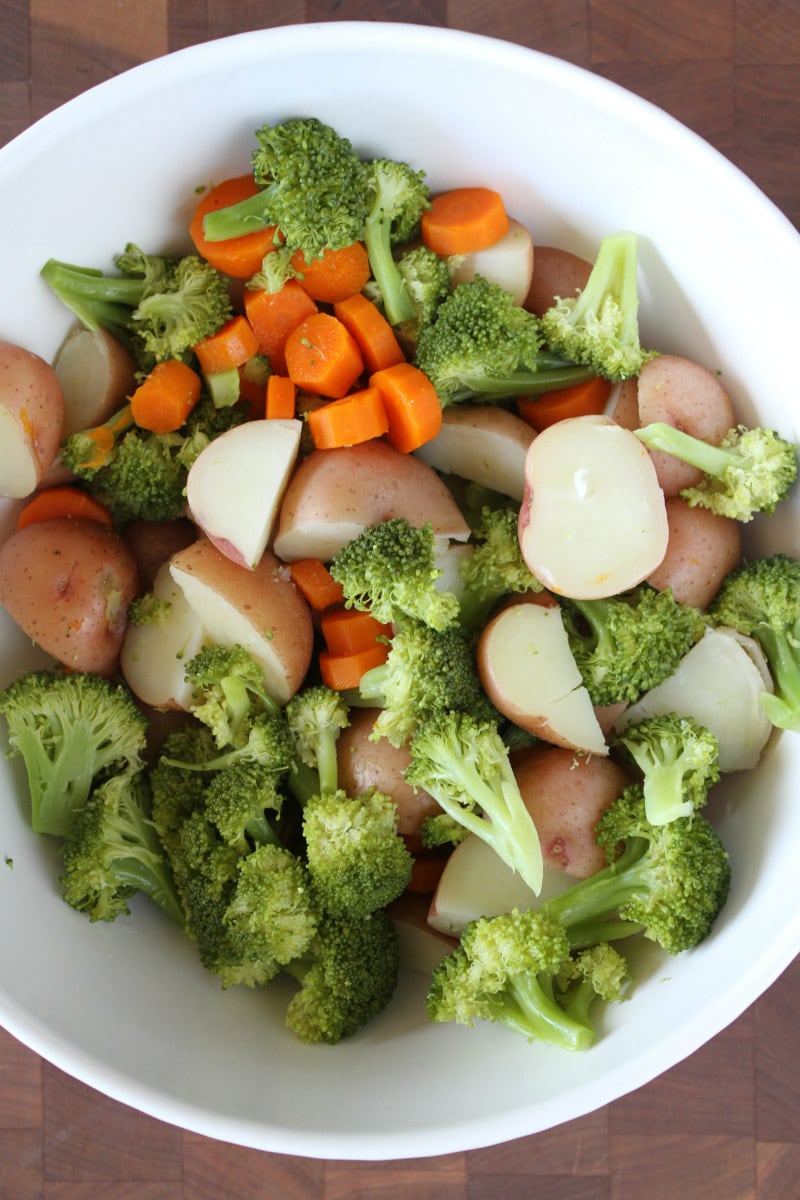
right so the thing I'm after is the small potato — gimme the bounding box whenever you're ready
[524,245,592,317]
[53,326,137,438]
[513,744,631,878]
[0,517,139,676]
[647,496,742,608]
[449,218,535,305]
[0,340,65,499]
[414,405,535,502]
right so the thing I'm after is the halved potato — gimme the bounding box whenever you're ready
[414,406,535,501]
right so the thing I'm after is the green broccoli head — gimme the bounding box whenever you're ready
[284,684,350,797]
[128,251,232,362]
[148,723,216,856]
[223,843,319,967]
[183,642,281,749]
[393,244,454,352]
[162,711,296,775]
[202,760,284,854]
[614,713,720,826]
[458,505,543,634]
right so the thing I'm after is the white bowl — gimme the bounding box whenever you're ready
[0,22,798,1161]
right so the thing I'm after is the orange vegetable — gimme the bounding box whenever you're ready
[420,187,510,256]
[284,312,365,399]
[369,361,443,452]
[189,176,279,279]
[321,606,393,656]
[290,241,371,304]
[193,314,259,376]
[130,360,202,435]
[243,280,319,375]
[265,374,297,419]
[333,292,406,374]
[319,643,391,691]
[238,354,271,413]
[517,375,613,432]
[306,386,388,450]
[16,486,113,531]
[289,558,345,611]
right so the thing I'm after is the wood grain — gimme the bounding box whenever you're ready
[0,3,798,1196]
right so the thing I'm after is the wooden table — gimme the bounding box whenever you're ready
[1,4,798,1197]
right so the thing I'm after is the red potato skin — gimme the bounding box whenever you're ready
[0,517,139,676]
[123,516,196,587]
[524,246,592,317]
[0,340,65,487]
[646,496,742,608]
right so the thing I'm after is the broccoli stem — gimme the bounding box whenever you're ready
[755,627,800,731]
[363,215,416,326]
[108,855,185,925]
[543,837,649,940]
[448,364,594,403]
[635,423,735,477]
[40,259,145,339]
[502,974,595,1051]
[202,187,277,242]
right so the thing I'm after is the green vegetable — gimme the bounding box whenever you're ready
[457,504,543,635]
[362,157,430,326]
[284,684,350,799]
[183,643,281,749]
[393,244,454,352]
[614,713,720,826]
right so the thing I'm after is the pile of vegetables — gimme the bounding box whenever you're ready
[0,115,797,1050]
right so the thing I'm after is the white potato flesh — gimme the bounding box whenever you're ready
[53,326,137,437]
[414,406,535,501]
[477,600,607,754]
[448,218,535,305]
[518,414,668,599]
[617,626,774,772]
[0,340,65,499]
[120,562,207,710]
[432,541,473,602]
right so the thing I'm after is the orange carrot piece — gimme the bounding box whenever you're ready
[517,375,613,432]
[306,386,388,450]
[265,374,297,419]
[284,312,365,399]
[421,187,510,256]
[190,176,279,279]
[193,314,259,376]
[369,361,443,453]
[289,559,345,611]
[130,360,202,435]
[321,606,393,656]
[333,292,406,374]
[243,280,319,375]
[319,642,391,691]
[17,486,113,531]
[291,241,371,304]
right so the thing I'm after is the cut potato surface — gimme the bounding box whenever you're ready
[414,405,534,501]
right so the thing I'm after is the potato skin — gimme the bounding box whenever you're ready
[0,517,139,676]
[0,339,65,497]
[646,496,742,608]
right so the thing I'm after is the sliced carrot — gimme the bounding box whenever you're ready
[517,375,613,432]
[306,386,388,450]
[284,312,365,399]
[289,559,345,611]
[193,314,259,376]
[243,280,319,375]
[189,176,279,279]
[333,292,406,374]
[369,361,443,453]
[319,642,391,691]
[321,606,393,656]
[130,360,202,435]
[265,374,297,419]
[290,241,371,304]
[420,187,510,256]
[238,353,271,413]
[17,486,113,531]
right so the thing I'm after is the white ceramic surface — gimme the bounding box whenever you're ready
[0,22,798,1162]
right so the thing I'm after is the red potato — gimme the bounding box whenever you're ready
[524,245,592,317]
[609,377,639,430]
[0,340,65,499]
[512,744,631,878]
[414,405,535,502]
[0,516,139,676]
[120,561,207,710]
[53,326,137,438]
[646,496,742,608]
[123,516,196,588]
[448,218,535,305]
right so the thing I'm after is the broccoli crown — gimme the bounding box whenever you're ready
[148,723,216,855]
[284,684,350,796]
[184,642,281,749]
[129,252,232,362]
[708,553,800,731]
[458,505,543,634]
[223,843,319,967]
[539,230,655,381]
[405,710,544,895]
[362,157,431,327]
[162,711,296,775]
[415,274,590,404]
[0,670,148,838]
[554,943,631,1028]
[393,244,454,351]
[545,784,731,955]
[635,423,798,522]
[302,789,413,918]
[203,117,368,259]
[615,713,720,826]
[561,584,706,706]
[61,770,183,925]
[330,517,461,631]
[202,761,284,854]
[358,619,495,748]
[284,909,400,1044]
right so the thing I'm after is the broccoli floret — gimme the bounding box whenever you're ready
[539,230,655,381]
[362,157,430,327]
[560,584,707,706]
[405,710,544,895]
[284,909,400,1044]
[708,553,800,731]
[302,789,413,918]
[330,517,461,631]
[61,770,183,925]
[183,643,281,749]
[420,811,473,851]
[393,244,454,352]
[357,620,495,747]
[202,761,284,854]
[544,784,731,955]
[0,670,148,838]
[458,505,543,635]
[427,906,627,1049]
[614,713,720,826]
[201,117,368,260]
[284,684,350,799]
[148,723,216,856]
[634,422,798,522]
[223,843,319,967]
[41,246,232,368]
[414,275,592,405]
[162,711,295,775]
